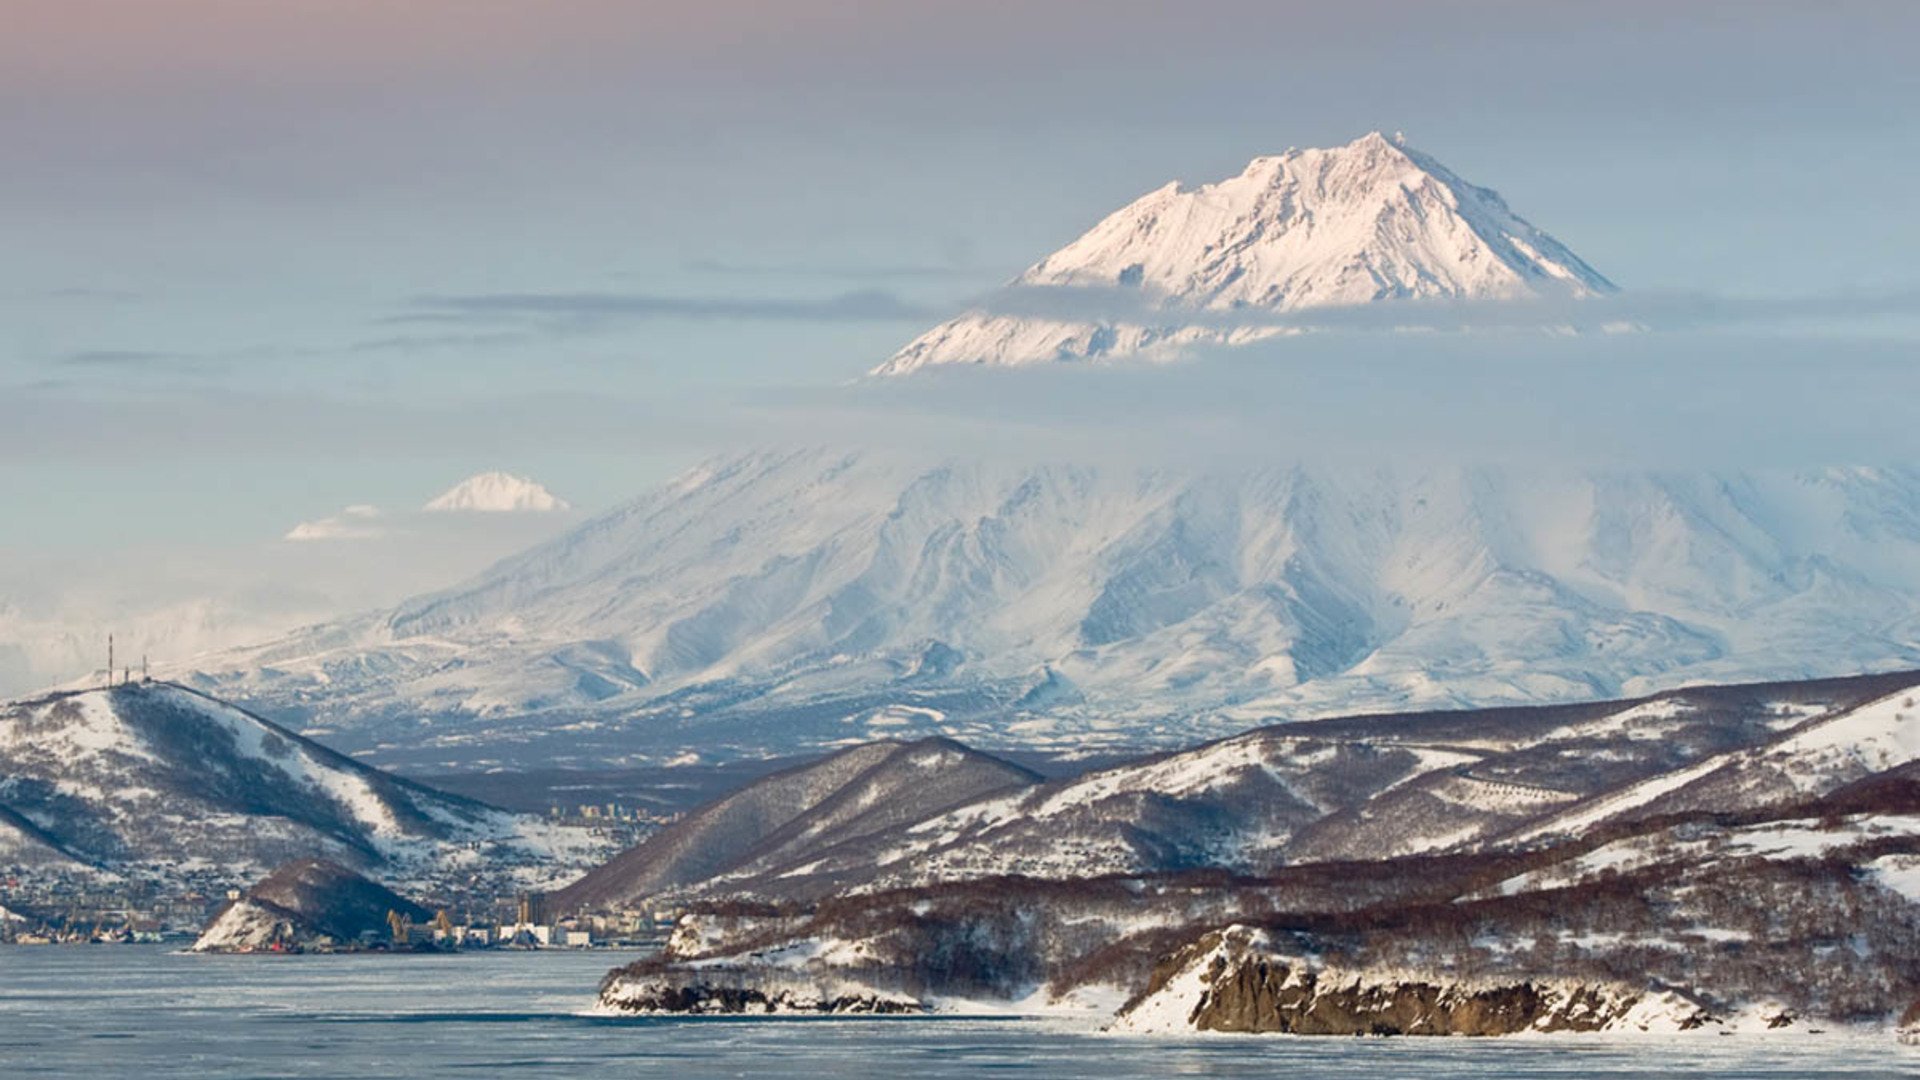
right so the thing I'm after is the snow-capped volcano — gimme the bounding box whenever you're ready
[876,132,1613,374]
[160,138,1920,771]
[423,471,569,513]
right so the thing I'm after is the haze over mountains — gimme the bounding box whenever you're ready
[143,134,1920,770]
[0,468,584,700]
[181,454,1920,768]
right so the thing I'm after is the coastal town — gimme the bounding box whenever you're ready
[1,869,682,951]
[0,797,677,950]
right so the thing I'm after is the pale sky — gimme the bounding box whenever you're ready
[3,1,1917,693]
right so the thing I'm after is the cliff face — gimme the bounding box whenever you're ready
[1114,927,1712,1036]
[598,962,921,1016]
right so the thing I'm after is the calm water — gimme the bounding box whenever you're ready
[0,945,1912,1079]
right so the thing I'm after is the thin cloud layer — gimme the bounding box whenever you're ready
[396,289,937,330]
[371,284,1920,354]
[14,328,1920,477]
[746,328,1920,472]
[683,258,992,282]
[957,284,1920,335]
[283,503,386,542]
[58,349,183,367]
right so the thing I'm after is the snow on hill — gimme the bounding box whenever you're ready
[557,671,1918,903]
[1501,684,1920,847]
[548,736,1038,914]
[423,471,570,513]
[0,681,609,891]
[875,132,1613,374]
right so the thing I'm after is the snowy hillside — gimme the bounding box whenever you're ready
[560,670,1920,904]
[0,682,609,891]
[875,132,1613,373]
[182,451,1920,766]
[587,670,1920,1033]
[549,736,1037,914]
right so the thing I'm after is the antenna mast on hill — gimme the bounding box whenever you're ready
[107,634,113,688]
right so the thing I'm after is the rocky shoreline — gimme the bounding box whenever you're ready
[1111,927,1720,1036]
[598,965,921,1016]
[591,914,1864,1037]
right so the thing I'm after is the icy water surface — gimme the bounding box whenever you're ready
[0,945,1912,1078]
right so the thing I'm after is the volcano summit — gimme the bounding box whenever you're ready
[875,132,1614,373]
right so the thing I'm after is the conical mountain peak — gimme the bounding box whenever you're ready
[874,135,1613,375]
[423,471,570,513]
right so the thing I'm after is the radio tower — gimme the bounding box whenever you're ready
[107,634,114,688]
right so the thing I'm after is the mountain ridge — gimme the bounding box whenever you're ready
[0,680,612,893]
[176,454,1920,767]
[548,735,1038,914]
[587,668,1920,1034]
[554,669,1920,907]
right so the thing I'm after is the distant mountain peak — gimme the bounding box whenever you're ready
[423,471,569,513]
[874,133,1614,374]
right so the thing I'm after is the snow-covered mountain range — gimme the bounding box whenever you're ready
[585,669,1920,1033]
[875,132,1613,373]
[180,451,1920,767]
[555,670,1920,907]
[159,135,1920,768]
